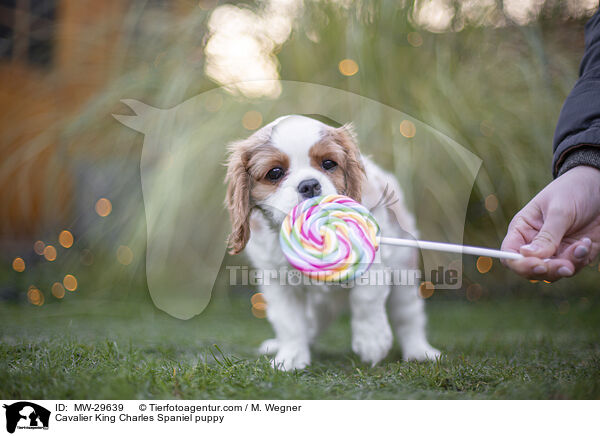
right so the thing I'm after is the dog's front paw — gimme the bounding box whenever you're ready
[402,341,441,362]
[271,344,310,371]
[352,321,393,366]
[258,338,279,355]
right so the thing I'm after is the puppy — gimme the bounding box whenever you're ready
[225,115,440,370]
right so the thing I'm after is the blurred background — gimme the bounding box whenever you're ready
[0,0,598,317]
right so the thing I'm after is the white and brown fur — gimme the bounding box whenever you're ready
[225,115,440,370]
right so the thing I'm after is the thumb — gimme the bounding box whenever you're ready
[520,210,570,258]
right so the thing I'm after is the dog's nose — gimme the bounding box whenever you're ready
[297,178,322,199]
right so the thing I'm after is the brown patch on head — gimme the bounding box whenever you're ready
[225,126,289,254]
[247,146,290,201]
[310,123,365,201]
[309,140,347,194]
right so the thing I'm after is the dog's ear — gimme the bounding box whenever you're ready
[225,125,274,254]
[334,123,366,202]
[225,143,252,255]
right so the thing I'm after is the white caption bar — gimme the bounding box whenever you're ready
[0,400,596,435]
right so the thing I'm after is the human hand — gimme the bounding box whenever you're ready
[501,165,600,281]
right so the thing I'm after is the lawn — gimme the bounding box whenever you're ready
[0,294,599,399]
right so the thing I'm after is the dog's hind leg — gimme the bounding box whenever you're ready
[350,276,393,366]
[305,287,347,346]
[388,284,441,361]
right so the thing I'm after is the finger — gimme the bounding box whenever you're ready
[558,237,593,271]
[501,223,528,268]
[519,209,571,259]
[540,258,577,281]
[505,256,550,279]
[510,238,592,282]
[501,225,527,253]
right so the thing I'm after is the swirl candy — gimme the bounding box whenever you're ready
[279,194,380,283]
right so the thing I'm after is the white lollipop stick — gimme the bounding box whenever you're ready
[379,237,523,260]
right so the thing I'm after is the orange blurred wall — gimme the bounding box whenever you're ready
[0,0,127,240]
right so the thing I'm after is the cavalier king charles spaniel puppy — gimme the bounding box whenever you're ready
[225,115,440,370]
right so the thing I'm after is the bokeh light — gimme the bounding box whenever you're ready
[12,257,25,272]
[59,230,74,248]
[51,282,66,299]
[399,120,416,138]
[43,245,57,261]
[503,0,544,25]
[476,256,493,274]
[205,93,223,112]
[117,245,134,265]
[251,292,267,318]
[419,281,435,299]
[407,32,423,47]
[485,194,498,212]
[95,198,112,217]
[80,249,94,266]
[466,283,483,302]
[251,306,267,318]
[339,59,359,76]
[33,240,45,255]
[27,287,44,306]
[204,3,287,98]
[63,274,78,291]
[251,292,266,306]
[412,0,454,32]
[242,110,263,130]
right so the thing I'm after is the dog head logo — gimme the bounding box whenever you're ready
[113,97,230,320]
[3,402,50,433]
[114,81,480,319]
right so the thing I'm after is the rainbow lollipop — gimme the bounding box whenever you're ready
[279,195,380,282]
[280,194,523,283]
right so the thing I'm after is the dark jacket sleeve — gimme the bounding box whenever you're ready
[553,7,600,177]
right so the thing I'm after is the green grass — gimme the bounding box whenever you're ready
[0,295,599,399]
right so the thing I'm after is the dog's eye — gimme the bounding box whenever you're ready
[322,159,338,171]
[266,167,285,181]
